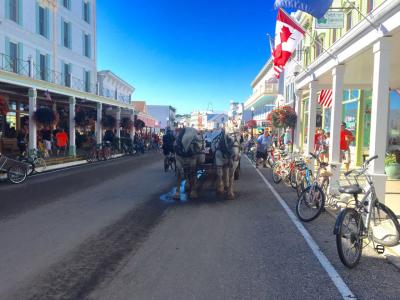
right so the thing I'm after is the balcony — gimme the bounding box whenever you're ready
[0,53,97,94]
[245,84,278,108]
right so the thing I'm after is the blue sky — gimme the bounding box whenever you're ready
[97,0,277,114]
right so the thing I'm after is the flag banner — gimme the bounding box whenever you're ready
[274,0,333,19]
[272,9,305,78]
[318,89,332,108]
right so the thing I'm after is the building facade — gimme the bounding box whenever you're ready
[98,70,134,104]
[147,105,176,129]
[285,0,400,201]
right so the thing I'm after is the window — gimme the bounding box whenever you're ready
[367,0,374,13]
[62,21,71,48]
[8,0,22,24]
[39,54,46,80]
[39,6,46,37]
[84,34,90,58]
[9,42,18,73]
[346,12,352,31]
[83,1,90,23]
[63,63,71,87]
[84,70,91,92]
[63,0,70,9]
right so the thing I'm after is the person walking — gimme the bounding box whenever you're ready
[340,122,354,172]
[162,128,175,171]
[16,128,27,157]
[41,127,52,156]
[55,128,68,156]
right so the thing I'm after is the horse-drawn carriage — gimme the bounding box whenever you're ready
[173,127,241,200]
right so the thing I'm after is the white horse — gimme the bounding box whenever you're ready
[174,127,205,200]
[212,129,241,200]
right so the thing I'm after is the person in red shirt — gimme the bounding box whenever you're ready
[56,128,68,156]
[340,122,354,172]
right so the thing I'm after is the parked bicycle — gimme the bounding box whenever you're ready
[334,155,400,268]
[20,149,47,175]
[0,154,29,184]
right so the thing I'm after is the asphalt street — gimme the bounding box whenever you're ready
[0,153,399,300]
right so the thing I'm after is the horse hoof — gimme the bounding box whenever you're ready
[226,193,235,200]
[173,193,180,200]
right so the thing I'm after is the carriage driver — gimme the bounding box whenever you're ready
[162,127,175,165]
[256,128,273,168]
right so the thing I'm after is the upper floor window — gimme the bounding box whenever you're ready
[37,6,50,38]
[63,0,71,9]
[83,33,91,58]
[346,12,352,31]
[84,70,91,92]
[332,29,337,44]
[62,20,72,48]
[63,62,71,87]
[83,1,91,23]
[367,0,374,13]
[7,0,22,24]
[9,42,18,73]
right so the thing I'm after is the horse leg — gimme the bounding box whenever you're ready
[226,166,235,200]
[216,166,224,195]
[174,174,182,200]
[223,166,229,192]
[189,172,198,199]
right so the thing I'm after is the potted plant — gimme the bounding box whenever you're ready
[101,114,117,129]
[385,151,400,179]
[34,107,57,126]
[120,117,134,130]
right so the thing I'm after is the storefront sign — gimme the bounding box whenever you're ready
[315,11,344,29]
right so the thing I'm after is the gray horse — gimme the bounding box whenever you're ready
[174,127,205,200]
[212,130,241,200]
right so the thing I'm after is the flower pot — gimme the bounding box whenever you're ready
[385,163,400,179]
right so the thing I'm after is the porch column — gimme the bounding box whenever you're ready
[294,89,303,152]
[369,37,392,202]
[116,107,121,149]
[68,96,76,156]
[329,65,345,193]
[306,81,318,171]
[28,88,37,153]
[96,102,103,146]
[130,111,135,141]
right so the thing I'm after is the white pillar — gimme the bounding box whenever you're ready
[369,37,391,202]
[294,89,303,152]
[329,65,345,193]
[306,81,318,156]
[28,88,37,153]
[116,107,121,150]
[69,96,76,156]
[96,102,102,146]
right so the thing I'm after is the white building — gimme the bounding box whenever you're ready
[244,58,279,127]
[147,105,176,129]
[0,0,97,92]
[98,70,134,104]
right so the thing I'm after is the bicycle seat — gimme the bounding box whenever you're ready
[339,185,363,195]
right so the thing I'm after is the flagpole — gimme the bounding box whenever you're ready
[280,9,338,63]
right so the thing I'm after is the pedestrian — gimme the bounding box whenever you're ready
[321,132,330,162]
[256,129,273,168]
[16,128,27,157]
[55,128,68,156]
[41,126,52,156]
[340,122,354,172]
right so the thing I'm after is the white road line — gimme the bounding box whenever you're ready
[246,156,356,299]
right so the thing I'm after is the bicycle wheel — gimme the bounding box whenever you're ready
[370,202,400,247]
[21,159,34,176]
[7,165,28,184]
[272,162,282,184]
[336,208,363,268]
[34,158,46,172]
[296,185,325,222]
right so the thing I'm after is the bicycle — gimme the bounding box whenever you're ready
[20,149,47,175]
[334,155,400,268]
[0,154,29,184]
[295,152,329,222]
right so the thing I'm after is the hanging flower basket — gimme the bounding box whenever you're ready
[121,117,134,130]
[246,120,257,128]
[0,96,9,115]
[34,107,57,126]
[269,106,297,129]
[101,114,117,129]
[134,119,145,130]
[75,109,96,127]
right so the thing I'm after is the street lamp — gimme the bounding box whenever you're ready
[251,106,255,139]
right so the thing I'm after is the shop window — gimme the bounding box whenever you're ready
[342,100,358,147]
[388,90,400,151]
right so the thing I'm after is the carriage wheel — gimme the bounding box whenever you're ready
[7,165,28,184]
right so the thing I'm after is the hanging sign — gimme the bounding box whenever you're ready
[315,11,344,29]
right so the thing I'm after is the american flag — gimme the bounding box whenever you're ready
[318,89,333,108]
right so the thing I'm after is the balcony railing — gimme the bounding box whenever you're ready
[0,53,97,95]
[247,84,278,105]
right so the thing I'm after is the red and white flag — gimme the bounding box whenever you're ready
[273,9,305,78]
[318,89,333,108]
